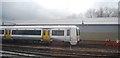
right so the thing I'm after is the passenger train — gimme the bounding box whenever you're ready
[0,25,80,45]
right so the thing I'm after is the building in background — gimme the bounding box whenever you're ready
[1,17,118,41]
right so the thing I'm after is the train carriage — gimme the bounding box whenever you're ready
[0,25,80,45]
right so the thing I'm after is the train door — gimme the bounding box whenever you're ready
[4,29,11,39]
[42,29,51,41]
[65,29,71,41]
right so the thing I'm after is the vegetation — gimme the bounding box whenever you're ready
[85,7,118,18]
[67,7,118,18]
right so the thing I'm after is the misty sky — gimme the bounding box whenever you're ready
[0,0,119,23]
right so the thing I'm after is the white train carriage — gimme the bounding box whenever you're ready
[0,25,80,45]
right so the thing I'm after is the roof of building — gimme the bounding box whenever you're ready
[1,17,118,26]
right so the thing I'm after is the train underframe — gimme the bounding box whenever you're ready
[2,37,78,45]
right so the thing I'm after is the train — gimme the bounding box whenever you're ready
[0,25,80,45]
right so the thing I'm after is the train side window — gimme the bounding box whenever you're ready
[76,29,80,36]
[48,30,50,35]
[43,30,46,35]
[52,30,64,36]
[0,30,1,34]
[24,30,41,35]
[2,30,4,34]
[8,30,11,34]
[76,29,79,36]
[67,30,70,36]
[0,30,4,34]
[5,29,7,34]
[12,30,41,35]
[12,30,24,35]
[79,30,80,35]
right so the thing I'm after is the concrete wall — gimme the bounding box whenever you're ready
[78,25,118,41]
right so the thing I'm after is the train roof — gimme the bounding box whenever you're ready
[1,25,79,29]
[1,17,118,26]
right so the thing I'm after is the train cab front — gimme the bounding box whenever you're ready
[76,28,81,42]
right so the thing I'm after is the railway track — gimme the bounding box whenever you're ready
[1,43,120,58]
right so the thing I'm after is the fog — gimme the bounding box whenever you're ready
[2,2,70,21]
[0,0,119,23]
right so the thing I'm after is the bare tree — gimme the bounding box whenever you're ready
[111,8,118,17]
[96,8,104,17]
[103,7,112,17]
[85,9,97,18]
[85,7,118,18]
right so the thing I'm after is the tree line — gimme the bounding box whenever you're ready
[85,7,118,18]
[66,7,118,19]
